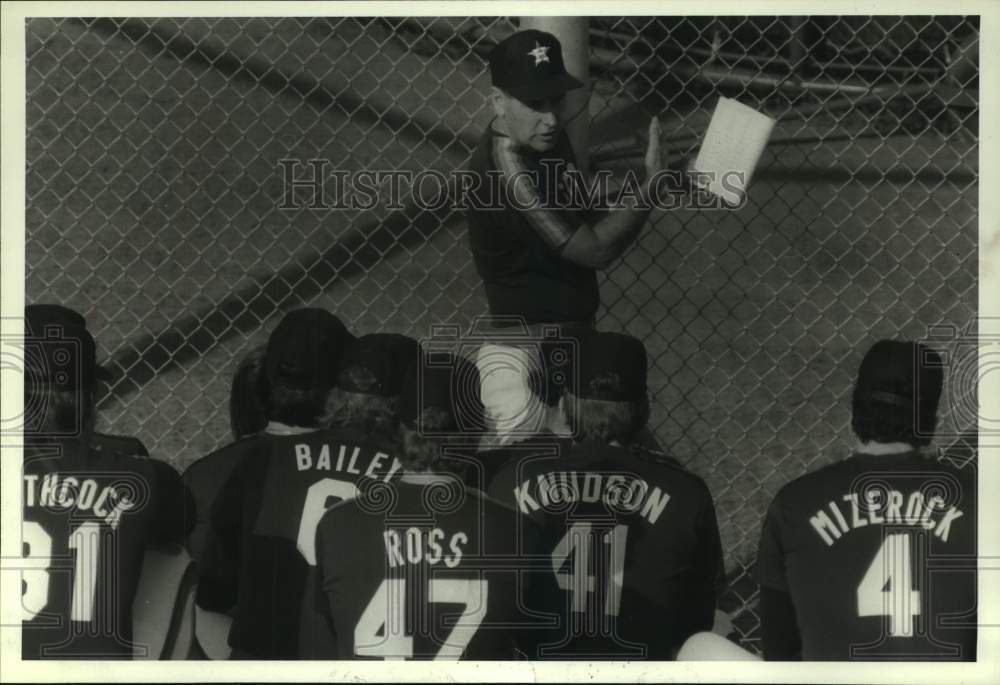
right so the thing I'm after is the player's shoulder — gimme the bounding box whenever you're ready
[90,431,149,458]
[486,434,571,470]
[777,449,972,500]
[573,440,704,482]
[80,438,154,475]
[627,444,687,471]
[770,454,857,504]
[465,484,524,518]
[183,433,268,481]
[624,444,715,501]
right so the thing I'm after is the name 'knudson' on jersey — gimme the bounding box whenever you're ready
[512,471,671,524]
[809,487,965,546]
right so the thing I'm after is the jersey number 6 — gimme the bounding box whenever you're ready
[297,478,359,566]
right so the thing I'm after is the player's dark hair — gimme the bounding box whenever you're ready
[852,391,943,447]
[851,343,944,448]
[230,345,270,439]
[268,382,329,428]
[23,383,94,438]
[564,385,650,445]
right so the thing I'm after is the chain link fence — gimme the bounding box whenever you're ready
[24,15,978,653]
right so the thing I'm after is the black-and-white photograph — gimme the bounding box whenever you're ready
[1,2,995,681]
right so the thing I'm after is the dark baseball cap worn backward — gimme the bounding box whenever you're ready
[571,332,648,402]
[852,339,943,441]
[337,333,420,396]
[855,340,942,407]
[264,308,353,388]
[489,29,585,102]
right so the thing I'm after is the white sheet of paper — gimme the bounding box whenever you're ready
[691,96,777,206]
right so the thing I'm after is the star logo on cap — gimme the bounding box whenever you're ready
[527,42,550,67]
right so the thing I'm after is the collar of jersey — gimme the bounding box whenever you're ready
[400,471,456,485]
[264,421,319,436]
[855,441,919,456]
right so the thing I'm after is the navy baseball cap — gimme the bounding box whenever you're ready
[571,332,647,402]
[399,351,483,431]
[337,333,420,397]
[25,304,113,382]
[489,29,584,102]
[853,340,943,414]
[264,308,354,389]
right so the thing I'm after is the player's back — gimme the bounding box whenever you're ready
[487,440,724,659]
[756,451,977,660]
[308,476,555,660]
[196,426,402,658]
[21,441,162,659]
[183,433,268,563]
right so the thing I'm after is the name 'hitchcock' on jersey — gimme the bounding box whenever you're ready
[809,487,964,546]
[23,472,137,530]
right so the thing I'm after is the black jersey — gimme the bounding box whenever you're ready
[195,427,402,658]
[755,451,977,660]
[307,476,558,660]
[21,440,185,659]
[469,432,573,492]
[488,440,724,659]
[183,433,266,563]
[466,122,599,323]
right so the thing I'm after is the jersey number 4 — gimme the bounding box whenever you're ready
[551,523,628,617]
[354,578,488,659]
[857,532,920,637]
[22,521,104,622]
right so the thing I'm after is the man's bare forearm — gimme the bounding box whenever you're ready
[589,179,656,265]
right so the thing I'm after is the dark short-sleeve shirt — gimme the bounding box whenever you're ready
[466,122,599,324]
[755,452,977,660]
[487,440,725,659]
[183,434,267,563]
[308,478,559,660]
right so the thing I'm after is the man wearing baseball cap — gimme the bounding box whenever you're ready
[755,340,977,660]
[195,318,415,659]
[305,350,561,659]
[24,304,161,461]
[321,332,420,438]
[465,29,671,448]
[488,331,725,658]
[20,314,191,658]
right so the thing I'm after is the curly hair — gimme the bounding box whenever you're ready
[267,383,330,428]
[229,345,269,439]
[563,387,650,445]
[321,387,399,439]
